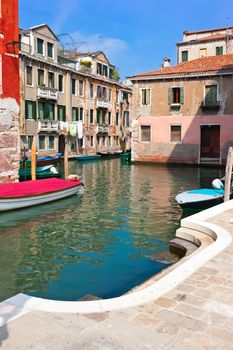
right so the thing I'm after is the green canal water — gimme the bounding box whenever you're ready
[0,160,224,302]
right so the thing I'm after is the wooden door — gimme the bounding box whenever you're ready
[200,125,220,158]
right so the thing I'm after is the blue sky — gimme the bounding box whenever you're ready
[19,0,232,79]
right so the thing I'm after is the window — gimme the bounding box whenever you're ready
[72,79,76,95]
[103,65,108,77]
[216,46,223,56]
[101,111,105,124]
[108,89,112,101]
[25,100,36,120]
[116,112,119,125]
[37,38,44,55]
[108,112,111,125]
[58,105,66,121]
[181,51,188,62]
[170,125,181,143]
[123,91,128,102]
[141,89,151,105]
[90,136,94,147]
[97,63,102,75]
[97,109,101,124]
[48,72,54,88]
[116,90,119,104]
[58,75,63,92]
[28,135,33,150]
[97,86,102,98]
[47,42,53,58]
[89,83,94,98]
[48,135,55,149]
[79,80,84,96]
[204,85,218,106]
[38,69,44,86]
[38,102,54,120]
[79,107,83,121]
[141,125,151,142]
[39,135,45,149]
[26,66,33,86]
[124,111,130,127]
[115,136,119,146]
[168,87,184,104]
[72,107,79,121]
[108,136,111,146]
[90,109,94,124]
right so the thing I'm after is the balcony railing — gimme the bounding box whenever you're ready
[38,120,59,131]
[37,87,58,100]
[96,99,112,109]
[97,124,109,134]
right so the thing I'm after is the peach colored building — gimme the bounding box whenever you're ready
[129,54,233,166]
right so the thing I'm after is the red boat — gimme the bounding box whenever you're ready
[0,178,83,212]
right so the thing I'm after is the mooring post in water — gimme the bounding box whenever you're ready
[64,136,69,180]
[31,140,37,181]
[224,147,233,202]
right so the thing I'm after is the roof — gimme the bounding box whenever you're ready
[24,24,58,40]
[183,26,233,36]
[130,54,233,79]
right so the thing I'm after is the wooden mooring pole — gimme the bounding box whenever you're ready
[31,140,37,181]
[64,136,69,180]
[224,147,233,202]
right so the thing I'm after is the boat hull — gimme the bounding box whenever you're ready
[0,184,82,212]
[76,155,101,161]
[175,189,225,210]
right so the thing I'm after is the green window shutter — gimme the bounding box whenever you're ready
[181,51,188,62]
[180,87,184,104]
[168,88,172,105]
[63,106,66,121]
[216,47,223,56]
[25,101,29,119]
[33,101,37,120]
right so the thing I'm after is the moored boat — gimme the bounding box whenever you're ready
[19,165,61,181]
[120,151,131,162]
[20,153,62,167]
[175,178,229,210]
[76,154,101,161]
[0,178,83,212]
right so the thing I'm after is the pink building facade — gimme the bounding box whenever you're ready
[130,54,233,166]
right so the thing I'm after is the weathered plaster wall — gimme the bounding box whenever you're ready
[0,0,20,183]
[132,115,233,164]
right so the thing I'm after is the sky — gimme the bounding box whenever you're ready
[19,0,232,79]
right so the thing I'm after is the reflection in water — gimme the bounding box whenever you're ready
[0,160,223,301]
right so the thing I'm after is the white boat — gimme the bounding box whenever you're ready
[175,178,228,210]
[0,178,83,212]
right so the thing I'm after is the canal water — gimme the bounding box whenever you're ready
[0,160,224,302]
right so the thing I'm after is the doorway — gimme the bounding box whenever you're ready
[200,125,220,158]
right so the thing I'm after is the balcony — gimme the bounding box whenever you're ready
[96,99,112,109]
[201,101,220,111]
[97,124,109,134]
[38,120,59,132]
[37,87,58,100]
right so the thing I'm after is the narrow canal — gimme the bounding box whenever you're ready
[0,160,224,302]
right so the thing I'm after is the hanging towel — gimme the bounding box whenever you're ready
[59,121,64,131]
[77,120,83,139]
[69,123,77,137]
[63,122,69,134]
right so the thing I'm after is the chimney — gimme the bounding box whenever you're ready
[162,57,171,68]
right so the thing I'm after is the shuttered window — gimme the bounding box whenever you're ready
[47,42,53,58]
[48,135,55,149]
[141,89,151,105]
[37,38,44,55]
[72,107,79,121]
[79,107,83,121]
[25,100,36,120]
[181,51,188,62]
[216,46,223,56]
[58,105,66,121]
[26,66,33,86]
[168,87,184,104]
[58,75,63,92]
[141,125,151,142]
[39,135,45,150]
[48,72,54,88]
[205,85,218,106]
[90,109,94,124]
[38,102,54,120]
[72,79,76,95]
[170,125,181,142]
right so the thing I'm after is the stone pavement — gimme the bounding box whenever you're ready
[1,208,233,349]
